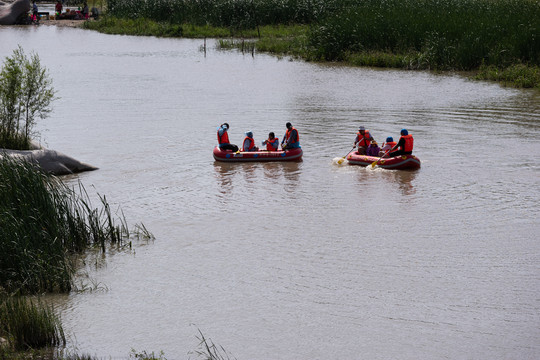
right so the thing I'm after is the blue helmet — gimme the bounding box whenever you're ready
[401,129,408,135]
[386,136,393,142]
[245,131,253,138]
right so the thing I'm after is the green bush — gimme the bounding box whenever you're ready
[0,47,56,150]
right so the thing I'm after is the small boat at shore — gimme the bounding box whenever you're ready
[213,146,303,162]
[347,152,421,170]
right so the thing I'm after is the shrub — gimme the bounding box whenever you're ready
[0,47,56,150]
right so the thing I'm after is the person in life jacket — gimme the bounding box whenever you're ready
[242,131,259,152]
[379,136,397,157]
[217,123,239,152]
[262,132,279,151]
[354,126,374,155]
[390,129,414,157]
[281,122,300,149]
[366,141,380,156]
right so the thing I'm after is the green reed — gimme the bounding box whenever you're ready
[106,0,344,28]
[307,0,540,70]
[0,157,146,294]
[0,295,65,351]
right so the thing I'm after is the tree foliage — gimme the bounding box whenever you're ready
[0,46,56,150]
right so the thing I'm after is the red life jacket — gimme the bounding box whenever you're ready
[243,136,255,151]
[265,138,279,151]
[217,129,229,145]
[357,130,371,147]
[387,141,397,149]
[285,128,299,143]
[400,134,413,152]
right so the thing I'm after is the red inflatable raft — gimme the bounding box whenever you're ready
[213,146,303,162]
[346,152,421,170]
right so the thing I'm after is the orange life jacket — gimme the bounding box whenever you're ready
[386,141,397,150]
[217,129,229,145]
[285,128,299,143]
[265,138,279,151]
[400,134,414,152]
[243,136,255,151]
[357,130,371,147]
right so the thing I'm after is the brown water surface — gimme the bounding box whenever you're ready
[1,26,539,360]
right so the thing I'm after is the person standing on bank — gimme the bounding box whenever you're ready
[281,122,300,150]
[354,126,374,155]
[389,129,414,157]
[217,123,239,152]
[55,0,63,15]
[32,1,39,23]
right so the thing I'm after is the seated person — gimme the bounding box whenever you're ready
[389,129,414,157]
[379,136,397,157]
[262,132,279,151]
[366,141,380,156]
[217,123,239,152]
[281,122,300,149]
[242,131,259,152]
[354,126,373,155]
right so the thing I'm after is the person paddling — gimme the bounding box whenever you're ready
[217,123,239,152]
[379,136,397,157]
[262,132,279,151]
[354,126,374,155]
[281,122,300,150]
[389,129,414,157]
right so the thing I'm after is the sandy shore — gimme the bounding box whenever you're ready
[40,18,95,28]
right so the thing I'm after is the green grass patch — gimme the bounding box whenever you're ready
[83,16,183,37]
[475,63,540,89]
[0,295,65,351]
[0,157,151,295]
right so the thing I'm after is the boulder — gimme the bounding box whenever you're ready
[1,147,98,175]
[0,0,30,25]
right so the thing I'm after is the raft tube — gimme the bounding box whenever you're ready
[213,146,303,162]
[347,152,421,170]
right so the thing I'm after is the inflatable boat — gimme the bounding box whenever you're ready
[213,146,303,162]
[347,152,421,170]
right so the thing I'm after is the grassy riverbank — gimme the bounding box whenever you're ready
[82,0,540,89]
[0,157,153,356]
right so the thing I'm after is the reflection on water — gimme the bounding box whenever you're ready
[213,161,302,200]
[1,26,539,360]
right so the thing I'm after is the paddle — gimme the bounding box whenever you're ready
[370,150,391,168]
[337,146,356,164]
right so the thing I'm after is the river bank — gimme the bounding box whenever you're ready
[81,15,540,90]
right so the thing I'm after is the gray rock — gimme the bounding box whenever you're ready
[1,147,98,175]
[0,0,30,25]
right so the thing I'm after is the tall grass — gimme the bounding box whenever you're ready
[0,295,65,351]
[307,0,540,70]
[106,0,345,28]
[0,157,148,295]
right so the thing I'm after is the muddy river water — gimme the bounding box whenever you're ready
[1,25,539,359]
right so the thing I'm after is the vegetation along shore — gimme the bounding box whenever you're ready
[81,0,540,89]
[0,47,155,359]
